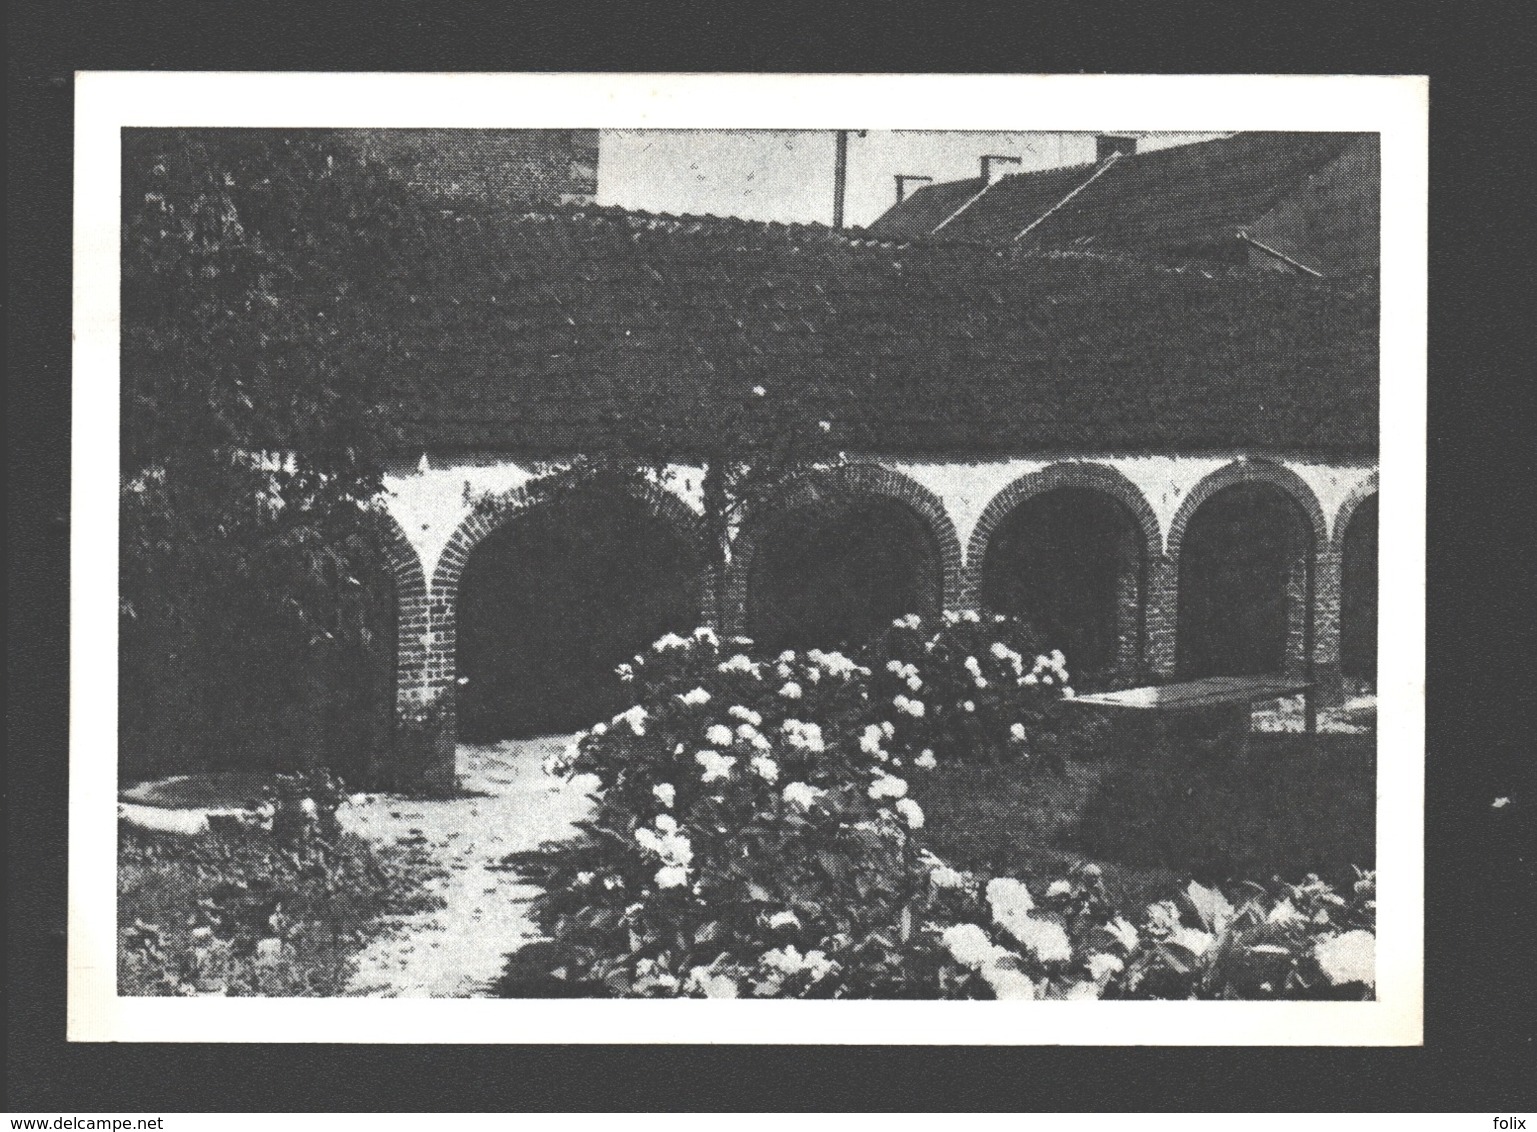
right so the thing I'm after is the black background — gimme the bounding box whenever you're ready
[8,0,1535,1112]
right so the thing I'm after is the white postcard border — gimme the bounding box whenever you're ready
[70,71,1427,1044]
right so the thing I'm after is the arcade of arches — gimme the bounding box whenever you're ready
[375,459,1378,772]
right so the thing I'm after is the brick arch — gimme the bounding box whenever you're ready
[430,475,708,598]
[966,462,1162,602]
[1330,470,1379,555]
[1166,459,1328,681]
[420,474,711,715]
[964,462,1160,676]
[1167,459,1327,564]
[725,462,965,633]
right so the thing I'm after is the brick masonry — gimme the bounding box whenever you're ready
[375,453,1376,786]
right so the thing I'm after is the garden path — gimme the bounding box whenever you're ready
[342,735,593,997]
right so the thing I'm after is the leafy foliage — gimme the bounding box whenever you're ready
[118,800,444,997]
[120,131,433,780]
[503,622,1375,1000]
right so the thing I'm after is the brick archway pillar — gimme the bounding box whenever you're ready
[1329,473,1379,694]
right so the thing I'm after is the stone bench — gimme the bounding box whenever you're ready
[1069,674,1316,758]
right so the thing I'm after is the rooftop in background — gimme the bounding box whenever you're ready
[122,132,1379,463]
[865,132,1379,279]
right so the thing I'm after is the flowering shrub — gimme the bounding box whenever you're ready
[515,623,1375,1001]
[868,612,1072,765]
[921,862,1377,1001]
[522,627,960,997]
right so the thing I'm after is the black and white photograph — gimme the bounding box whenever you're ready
[68,73,1427,1044]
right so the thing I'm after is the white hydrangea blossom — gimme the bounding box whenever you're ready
[779,681,803,700]
[986,877,1035,917]
[1000,913,1073,963]
[1087,952,1125,982]
[686,965,740,998]
[652,782,676,808]
[705,723,735,747]
[929,862,967,889]
[782,719,825,753]
[1047,879,1073,898]
[634,820,693,881]
[1010,723,1029,743]
[914,749,938,770]
[693,626,719,647]
[615,705,648,735]
[980,964,1036,1000]
[940,923,1009,969]
[761,945,836,981]
[751,755,779,783]
[766,910,800,930]
[808,649,860,678]
[718,654,760,676]
[678,687,711,706]
[728,705,763,726]
[781,781,826,810]
[653,632,690,651]
[859,724,885,755]
[894,798,924,829]
[868,774,908,800]
[695,750,737,782]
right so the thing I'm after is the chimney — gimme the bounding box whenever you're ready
[980,154,1022,183]
[1095,135,1138,163]
[894,174,933,204]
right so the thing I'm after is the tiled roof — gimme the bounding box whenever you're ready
[371,203,1377,457]
[864,133,1369,261]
